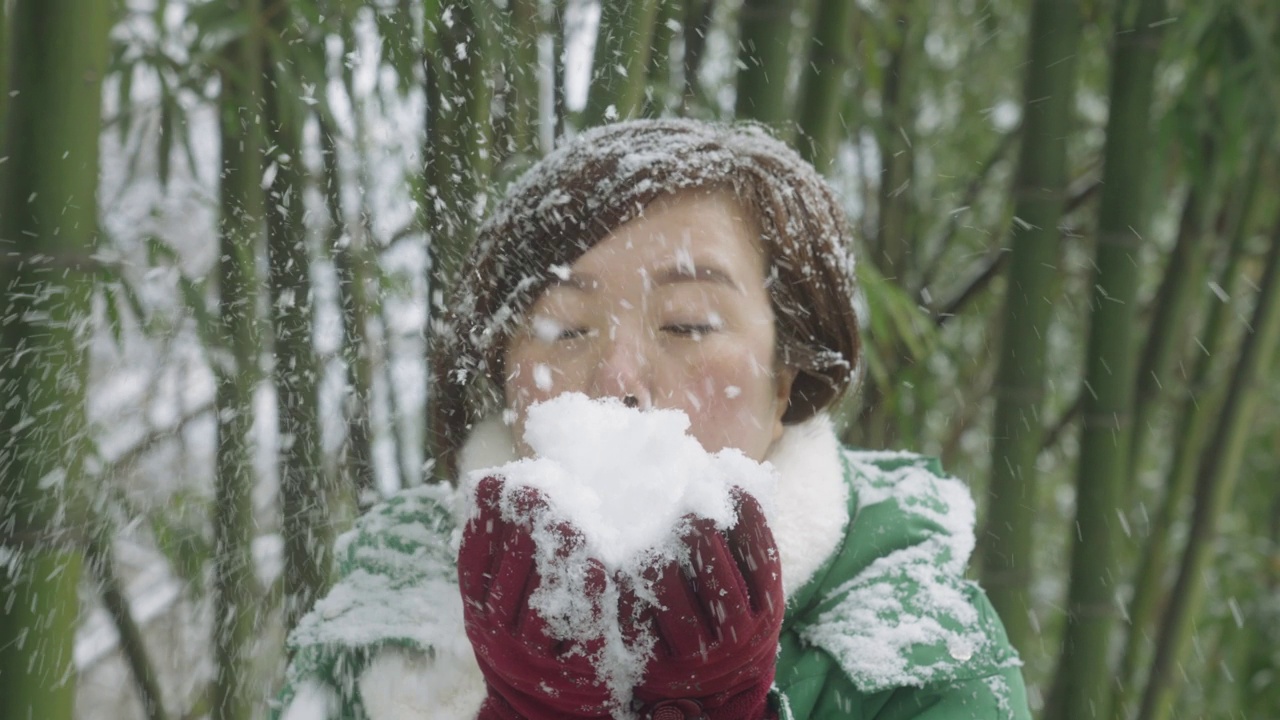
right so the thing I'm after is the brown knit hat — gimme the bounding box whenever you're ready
[430,119,860,478]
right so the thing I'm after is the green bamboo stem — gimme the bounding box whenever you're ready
[551,0,568,136]
[580,0,662,127]
[872,0,916,281]
[795,0,855,172]
[1112,143,1263,718]
[1136,213,1280,720]
[264,0,330,631]
[1126,144,1218,489]
[86,532,169,720]
[0,4,9,142]
[350,100,402,492]
[734,0,794,126]
[422,3,500,474]
[319,119,376,503]
[978,0,1080,660]
[468,0,499,182]
[507,0,541,156]
[644,0,679,117]
[1046,0,1167,717]
[214,1,265,717]
[0,2,108,718]
[423,2,495,291]
[680,0,715,112]
[1236,492,1280,715]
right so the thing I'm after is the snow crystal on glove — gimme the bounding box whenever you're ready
[462,392,778,713]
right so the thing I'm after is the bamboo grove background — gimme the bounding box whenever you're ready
[1,0,1278,718]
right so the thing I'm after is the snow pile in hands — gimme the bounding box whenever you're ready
[463,392,777,715]
[510,392,775,565]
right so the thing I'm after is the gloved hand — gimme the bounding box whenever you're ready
[461,476,783,720]
[623,489,784,720]
[458,476,615,720]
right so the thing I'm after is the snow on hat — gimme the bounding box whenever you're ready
[431,119,860,477]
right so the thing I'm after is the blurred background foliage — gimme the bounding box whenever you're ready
[1,0,1279,718]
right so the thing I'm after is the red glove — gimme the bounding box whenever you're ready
[461,477,783,720]
[458,476,616,719]
[623,489,784,720]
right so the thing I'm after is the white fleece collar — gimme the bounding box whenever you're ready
[457,413,850,597]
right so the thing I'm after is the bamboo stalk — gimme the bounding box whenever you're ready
[872,0,917,282]
[319,119,377,503]
[422,3,499,473]
[1126,140,1219,490]
[1136,212,1280,720]
[213,1,265,716]
[680,0,716,112]
[1113,149,1264,717]
[1045,0,1168,716]
[86,532,169,720]
[264,0,331,632]
[580,0,662,126]
[795,0,855,171]
[978,0,1081,659]
[1235,491,1280,714]
[0,4,9,143]
[734,0,794,126]
[0,2,109,718]
[644,0,679,117]
[507,0,541,156]
[551,0,567,137]
[423,2,495,291]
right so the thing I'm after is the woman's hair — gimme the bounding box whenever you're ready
[430,119,860,478]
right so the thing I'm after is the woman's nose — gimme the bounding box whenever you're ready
[589,326,653,409]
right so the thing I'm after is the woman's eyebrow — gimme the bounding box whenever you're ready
[653,264,743,292]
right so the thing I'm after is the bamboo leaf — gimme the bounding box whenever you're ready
[180,275,215,341]
[117,64,135,144]
[158,86,173,188]
[148,497,213,598]
[858,261,938,364]
[187,4,252,58]
[177,111,201,182]
[289,0,325,28]
[102,283,125,347]
[108,271,149,329]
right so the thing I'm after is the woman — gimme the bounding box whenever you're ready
[277,119,1031,719]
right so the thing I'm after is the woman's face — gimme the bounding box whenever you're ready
[504,190,794,462]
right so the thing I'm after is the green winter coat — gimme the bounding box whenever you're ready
[276,447,1030,720]
[771,452,1029,719]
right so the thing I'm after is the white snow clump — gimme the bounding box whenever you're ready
[477,392,776,567]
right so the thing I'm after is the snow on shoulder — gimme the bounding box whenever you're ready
[461,393,778,715]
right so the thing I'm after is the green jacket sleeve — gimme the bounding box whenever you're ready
[274,484,466,719]
[775,450,1032,720]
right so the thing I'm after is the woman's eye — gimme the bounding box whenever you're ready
[662,323,719,339]
[558,326,591,341]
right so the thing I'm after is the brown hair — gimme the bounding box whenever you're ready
[430,119,860,479]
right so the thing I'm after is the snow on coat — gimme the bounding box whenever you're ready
[275,415,1029,719]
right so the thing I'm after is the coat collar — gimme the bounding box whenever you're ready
[457,413,850,597]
